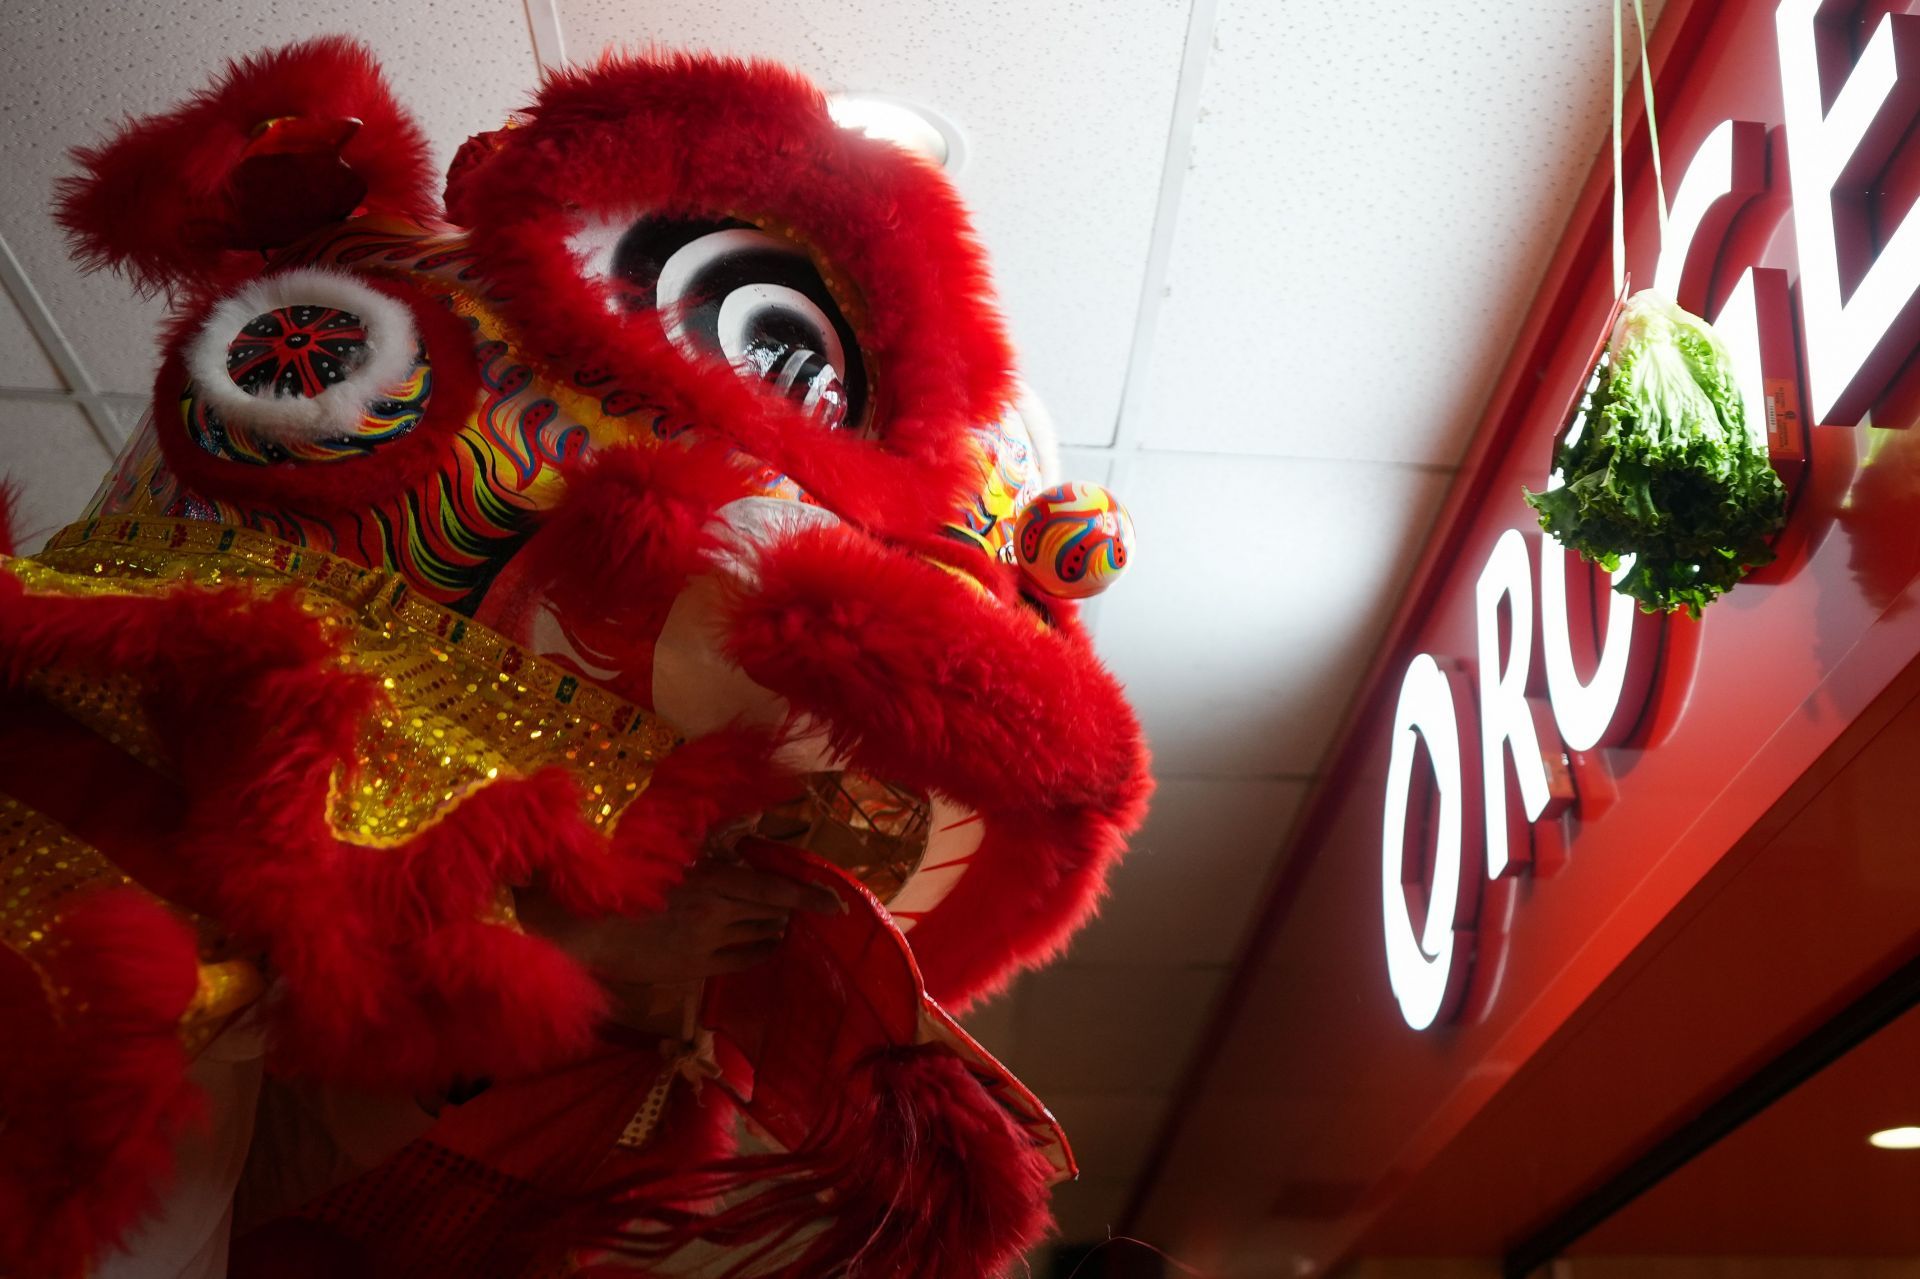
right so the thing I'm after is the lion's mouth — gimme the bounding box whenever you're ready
[742,770,981,931]
[882,793,982,933]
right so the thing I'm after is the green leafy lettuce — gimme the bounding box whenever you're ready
[1523,290,1787,618]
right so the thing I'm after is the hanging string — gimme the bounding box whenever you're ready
[1633,0,1668,247]
[1057,1234,1214,1279]
[1611,0,1625,293]
[1612,0,1668,295]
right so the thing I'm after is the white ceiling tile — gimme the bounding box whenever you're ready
[554,1,1191,446]
[1095,452,1451,778]
[1069,777,1308,966]
[0,286,61,391]
[1,399,112,553]
[108,397,151,441]
[1140,0,1663,464]
[1012,964,1220,1095]
[0,1,544,394]
[1056,447,1115,488]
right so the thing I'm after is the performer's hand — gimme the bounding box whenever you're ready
[517,861,843,985]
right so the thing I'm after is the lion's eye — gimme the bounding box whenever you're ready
[580,215,866,431]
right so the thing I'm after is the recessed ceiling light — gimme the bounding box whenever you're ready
[827,93,966,173]
[1868,1126,1920,1150]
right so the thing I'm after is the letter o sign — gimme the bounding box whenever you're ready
[1381,653,1475,1030]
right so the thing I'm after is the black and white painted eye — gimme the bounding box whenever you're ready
[574,215,867,430]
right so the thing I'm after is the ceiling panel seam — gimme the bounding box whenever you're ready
[0,387,84,404]
[1090,0,1218,648]
[1132,446,1460,472]
[1104,0,1220,460]
[522,0,570,71]
[0,233,124,454]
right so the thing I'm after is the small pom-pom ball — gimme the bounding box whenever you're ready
[1013,482,1135,599]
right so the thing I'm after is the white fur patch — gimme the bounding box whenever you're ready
[567,213,636,280]
[185,269,421,444]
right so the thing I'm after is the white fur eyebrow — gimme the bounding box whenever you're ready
[183,268,422,445]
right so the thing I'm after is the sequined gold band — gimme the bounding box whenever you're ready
[0,794,263,1055]
[0,792,133,1011]
[18,518,682,846]
[14,517,930,907]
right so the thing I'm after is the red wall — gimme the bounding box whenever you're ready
[1132,1,1920,1271]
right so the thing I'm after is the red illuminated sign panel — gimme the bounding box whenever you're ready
[1383,0,1920,1030]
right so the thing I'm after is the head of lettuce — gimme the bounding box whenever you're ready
[1524,290,1788,618]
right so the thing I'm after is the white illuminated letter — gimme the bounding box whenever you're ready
[1381,654,1469,1031]
[1540,536,1638,753]
[1716,270,1769,452]
[1655,121,1735,302]
[1778,0,1920,423]
[1653,119,1767,310]
[1649,114,1784,473]
[1541,359,1640,751]
[1477,528,1553,877]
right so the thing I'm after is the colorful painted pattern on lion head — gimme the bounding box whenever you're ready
[58,39,1147,1009]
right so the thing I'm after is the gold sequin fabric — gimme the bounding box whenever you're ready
[0,794,262,1054]
[16,517,682,846]
[0,793,134,1016]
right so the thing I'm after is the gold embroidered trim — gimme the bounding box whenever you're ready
[17,518,682,845]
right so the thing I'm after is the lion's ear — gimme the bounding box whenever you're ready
[442,126,514,229]
[56,36,437,295]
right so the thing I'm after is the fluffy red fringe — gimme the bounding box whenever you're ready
[145,270,483,514]
[506,440,755,704]
[583,1045,1054,1279]
[523,443,750,606]
[450,51,1014,542]
[0,570,687,1093]
[56,36,436,295]
[549,728,789,919]
[0,889,203,1277]
[721,524,1152,1007]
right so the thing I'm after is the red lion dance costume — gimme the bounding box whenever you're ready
[0,37,1149,1279]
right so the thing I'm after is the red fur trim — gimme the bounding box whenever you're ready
[451,52,1014,542]
[0,571,690,1092]
[0,889,203,1278]
[586,1045,1053,1279]
[914,806,1143,1007]
[148,271,481,512]
[0,480,16,557]
[0,690,197,910]
[546,728,788,917]
[720,525,1152,1006]
[57,37,436,294]
[526,442,751,612]
[241,773,616,1090]
[502,441,754,703]
[442,128,510,227]
[234,1032,740,1277]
